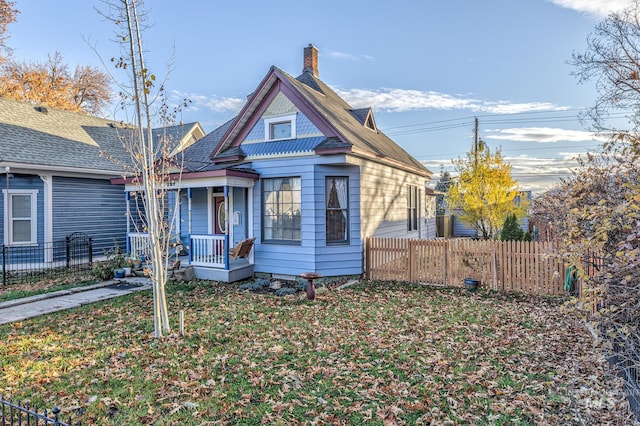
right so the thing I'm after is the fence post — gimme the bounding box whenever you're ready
[409,240,417,282]
[88,237,93,266]
[65,235,71,269]
[444,240,449,286]
[364,237,370,280]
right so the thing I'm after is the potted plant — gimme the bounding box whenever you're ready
[131,256,142,269]
[463,278,479,292]
[462,249,486,292]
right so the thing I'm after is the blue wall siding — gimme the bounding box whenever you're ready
[0,174,44,244]
[313,165,363,276]
[251,158,314,275]
[191,189,209,235]
[250,157,363,277]
[232,187,247,244]
[52,177,127,255]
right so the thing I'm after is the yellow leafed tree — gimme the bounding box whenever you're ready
[446,143,526,239]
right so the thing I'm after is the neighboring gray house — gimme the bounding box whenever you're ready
[119,44,433,281]
[0,97,203,265]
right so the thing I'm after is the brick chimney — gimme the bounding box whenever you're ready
[303,44,319,78]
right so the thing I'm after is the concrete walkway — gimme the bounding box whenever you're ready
[0,277,152,325]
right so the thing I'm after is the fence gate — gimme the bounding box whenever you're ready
[65,232,93,271]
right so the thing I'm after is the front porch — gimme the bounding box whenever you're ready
[128,232,254,282]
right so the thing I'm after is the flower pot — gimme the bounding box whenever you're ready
[123,267,132,276]
[114,269,125,279]
[464,278,479,292]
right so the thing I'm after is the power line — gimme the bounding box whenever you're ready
[381,109,632,137]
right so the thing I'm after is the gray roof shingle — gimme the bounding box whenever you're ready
[0,97,131,173]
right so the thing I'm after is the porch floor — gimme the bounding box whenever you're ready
[178,256,254,283]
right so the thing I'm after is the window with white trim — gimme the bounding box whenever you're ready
[407,185,418,231]
[326,177,349,244]
[264,114,297,141]
[262,177,301,244]
[3,189,38,245]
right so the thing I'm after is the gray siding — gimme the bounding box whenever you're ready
[52,176,127,255]
[452,214,479,238]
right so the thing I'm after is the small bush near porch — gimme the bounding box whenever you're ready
[0,281,631,424]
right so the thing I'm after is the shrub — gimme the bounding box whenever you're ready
[275,287,297,297]
[500,214,524,241]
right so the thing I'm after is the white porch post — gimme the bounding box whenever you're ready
[40,174,53,263]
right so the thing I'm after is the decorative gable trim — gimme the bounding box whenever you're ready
[211,67,350,159]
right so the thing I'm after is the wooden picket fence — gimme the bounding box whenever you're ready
[365,237,568,296]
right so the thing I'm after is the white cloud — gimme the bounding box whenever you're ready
[547,0,632,17]
[424,153,582,193]
[334,87,567,114]
[171,90,245,114]
[481,102,567,114]
[326,50,375,61]
[485,127,608,143]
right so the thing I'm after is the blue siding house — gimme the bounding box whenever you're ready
[120,45,433,281]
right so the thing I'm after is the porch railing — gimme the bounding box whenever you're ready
[190,234,225,268]
[127,232,151,259]
[127,233,231,268]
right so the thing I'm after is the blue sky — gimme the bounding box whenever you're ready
[5,0,634,192]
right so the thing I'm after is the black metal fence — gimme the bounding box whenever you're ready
[606,323,640,422]
[1,233,93,286]
[0,396,78,426]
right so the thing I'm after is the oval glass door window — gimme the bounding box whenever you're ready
[218,202,226,233]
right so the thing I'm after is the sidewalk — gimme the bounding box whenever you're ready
[0,277,152,325]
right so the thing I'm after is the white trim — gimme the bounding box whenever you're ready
[3,189,39,245]
[264,113,297,142]
[40,174,53,262]
[0,162,122,177]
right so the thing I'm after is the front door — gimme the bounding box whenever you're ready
[214,196,226,234]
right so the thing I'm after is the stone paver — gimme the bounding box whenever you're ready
[0,278,152,325]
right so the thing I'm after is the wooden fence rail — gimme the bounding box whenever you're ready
[366,237,568,296]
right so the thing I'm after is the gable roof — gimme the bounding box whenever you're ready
[205,64,430,177]
[0,97,130,175]
[160,122,206,156]
[181,117,236,171]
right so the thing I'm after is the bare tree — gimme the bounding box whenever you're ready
[0,0,17,62]
[570,1,640,133]
[102,0,187,338]
[0,52,112,115]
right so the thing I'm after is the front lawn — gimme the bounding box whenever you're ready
[0,274,97,303]
[0,281,631,425]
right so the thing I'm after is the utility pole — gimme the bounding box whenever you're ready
[474,117,479,168]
